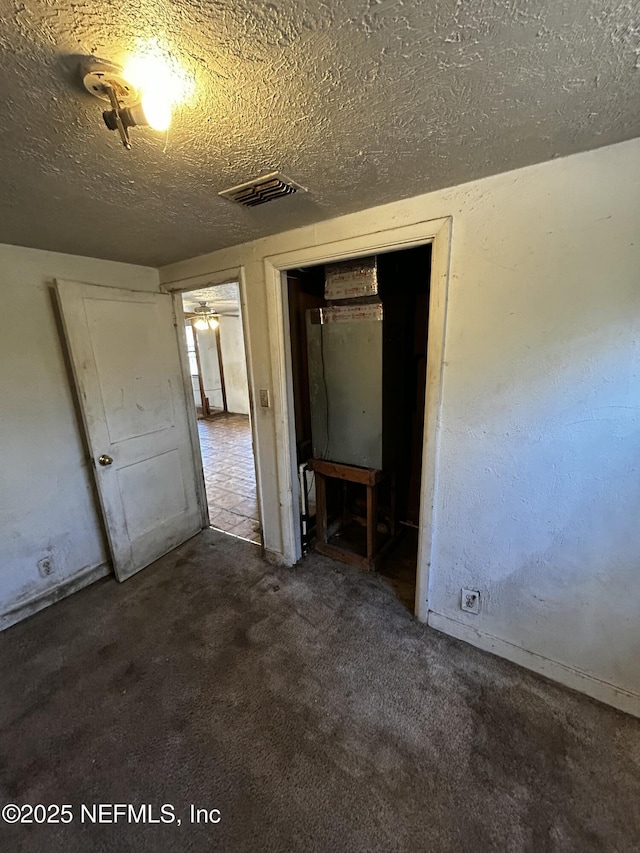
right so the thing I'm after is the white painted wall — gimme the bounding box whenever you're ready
[190,373,201,407]
[218,314,250,415]
[160,138,640,714]
[196,327,224,409]
[0,244,159,627]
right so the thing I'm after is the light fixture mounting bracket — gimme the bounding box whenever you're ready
[81,59,139,107]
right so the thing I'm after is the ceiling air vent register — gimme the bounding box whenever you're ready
[219,172,306,207]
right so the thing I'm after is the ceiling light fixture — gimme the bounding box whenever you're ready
[192,302,219,331]
[80,45,193,149]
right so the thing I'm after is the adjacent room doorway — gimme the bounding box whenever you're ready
[181,283,261,545]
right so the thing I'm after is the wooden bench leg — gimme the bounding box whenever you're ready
[389,472,397,537]
[342,481,350,530]
[366,483,377,565]
[316,472,328,544]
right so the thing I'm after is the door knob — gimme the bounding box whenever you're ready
[98,454,113,466]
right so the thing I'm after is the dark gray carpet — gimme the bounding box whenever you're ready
[1,528,639,852]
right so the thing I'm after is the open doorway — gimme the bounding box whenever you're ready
[181,283,261,545]
[286,245,431,611]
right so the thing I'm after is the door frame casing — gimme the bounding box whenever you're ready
[167,270,265,548]
[264,216,452,621]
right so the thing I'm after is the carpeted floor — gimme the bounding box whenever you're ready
[1,528,639,852]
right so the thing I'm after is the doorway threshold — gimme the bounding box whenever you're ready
[209,524,262,546]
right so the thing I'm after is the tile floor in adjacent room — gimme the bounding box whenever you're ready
[197,414,261,543]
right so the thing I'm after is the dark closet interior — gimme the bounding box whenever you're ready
[287,244,431,610]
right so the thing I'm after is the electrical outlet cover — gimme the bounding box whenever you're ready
[461,587,480,614]
[37,556,55,578]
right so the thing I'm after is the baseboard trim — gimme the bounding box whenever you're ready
[428,610,640,719]
[0,562,111,632]
[263,548,292,568]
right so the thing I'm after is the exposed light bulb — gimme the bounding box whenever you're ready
[90,39,194,148]
[123,41,194,109]
[141,92,171,131]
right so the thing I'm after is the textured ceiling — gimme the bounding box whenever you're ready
[0,0,638,267]
[182,282,239,314]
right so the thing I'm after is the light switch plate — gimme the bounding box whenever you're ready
[259,389,270,408]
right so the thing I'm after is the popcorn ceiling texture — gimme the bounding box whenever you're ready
[182,283,240,311]
[0,0,638,266]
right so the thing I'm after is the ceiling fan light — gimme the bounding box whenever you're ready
[193,317,209,331]
[208,316,219,330]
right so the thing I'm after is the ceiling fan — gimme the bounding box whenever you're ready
[183,301,240,330]
[184,301,220,330]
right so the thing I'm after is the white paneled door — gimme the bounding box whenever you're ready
[55,280,204,581]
